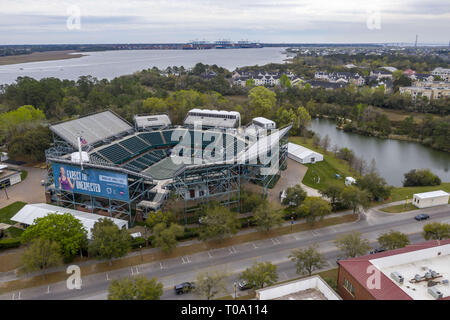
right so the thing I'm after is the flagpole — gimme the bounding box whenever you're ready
[78,136,83,171]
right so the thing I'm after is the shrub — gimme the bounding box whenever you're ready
[0,238,22,249]
[403,169,441,187]
[130,237,146,249]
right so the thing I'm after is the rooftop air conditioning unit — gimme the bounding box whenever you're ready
[391,272,404,284]
[428,287,443,299]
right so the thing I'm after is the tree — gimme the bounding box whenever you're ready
[108,276,163,300]
[357,172,391,201]
[296,106,311,135]
[340,186,371,214]
[152,222,184,254]
[403,169,441,187]
[89,218,131,264]
[240,261,278,289]
[21,213,88,259]
[193,269,228,300]
[20,239,62,278]
[298,197,332,224]
[320,134,331,151]
[252,201,283,232]
[289,243,326,276]
[145,210,175,231]
[248,86,277,119]
[335,232,371,258]
[199,204,240,242]
[320,182,344,210]
[0,105,46,144]
[279,74,291,88]
[423,222,450,240]
[282,184,307,208]
[377,230,410,250]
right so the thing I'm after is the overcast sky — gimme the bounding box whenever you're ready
[0,0,449,44]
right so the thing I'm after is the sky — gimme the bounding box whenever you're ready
[0,0,449,44]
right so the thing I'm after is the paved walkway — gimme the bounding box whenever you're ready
[0,165,46,209]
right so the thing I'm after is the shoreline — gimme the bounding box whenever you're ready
[0,50,86,66]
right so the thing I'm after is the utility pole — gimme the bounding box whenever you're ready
[2,184,8,200]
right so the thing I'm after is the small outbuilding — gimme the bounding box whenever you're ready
[0,164,21,188]
[287,143,323,164]
[412,190,449,209]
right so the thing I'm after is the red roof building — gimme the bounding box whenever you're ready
[337,239,450,300]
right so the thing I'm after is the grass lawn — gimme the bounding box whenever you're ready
[380,203,419,213]
[20,170,28,181]
[386,183,450,203]
[0,201,26,224]
[289,136,355,192]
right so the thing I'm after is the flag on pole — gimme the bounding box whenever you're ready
[79,137,87,146]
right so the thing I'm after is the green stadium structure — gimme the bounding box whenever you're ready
[45,110,291,226]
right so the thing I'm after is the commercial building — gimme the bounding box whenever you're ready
[337,240,450,300]
[0,164,21,189]
[412,190,449,208]
[11,203,128,239]
[287,143,323,164]
[256,276,341,300]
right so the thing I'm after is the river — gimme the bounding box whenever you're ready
[0,47,287,85]
[310,118,450,186]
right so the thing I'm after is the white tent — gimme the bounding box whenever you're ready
[11,203,128,239]
[287,143,323,164]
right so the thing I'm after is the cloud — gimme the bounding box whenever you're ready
[0,0,448,44]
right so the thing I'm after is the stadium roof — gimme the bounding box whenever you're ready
[50,111,133,147]
[11,203,128,239]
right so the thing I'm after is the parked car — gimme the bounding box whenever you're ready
[174,282,195,295]
[370,248,386,254]
[237,280,253,291]
[414,214,430,221]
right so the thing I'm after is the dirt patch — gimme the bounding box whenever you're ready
[0,51,85,66]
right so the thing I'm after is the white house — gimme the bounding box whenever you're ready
[287,143,323,164]
[412,190,449,209]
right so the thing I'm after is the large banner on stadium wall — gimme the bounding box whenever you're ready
[52,162,129,201]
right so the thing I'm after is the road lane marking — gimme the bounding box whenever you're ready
[208,251,213,258]
[106,273,109,281]
[229,247,237,254]
[160,262,164,269]
[181,256,192,264]
[252,243,258,249]
[47,286,50,294]
[271,238,281,245]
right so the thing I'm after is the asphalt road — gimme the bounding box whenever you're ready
[1,204,449,300]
